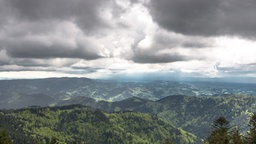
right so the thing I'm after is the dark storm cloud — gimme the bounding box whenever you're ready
[0,49,9,66]
[7,0,108,31]
[130,31,188,63]
[133,52,187,63]
[0,67,54,72]
[0,60,9,66]
[0,0,11,27]
[149,0,256,37]
[4,39,101,60]
[5,31,105,62]
[0,55,78,69]
[71,66,101,72]
[0,0,111,61]
[131,30,208,63]
[14,59,51,67]
[181,41,212,48]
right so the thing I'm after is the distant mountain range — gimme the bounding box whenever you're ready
[1,77,256,109]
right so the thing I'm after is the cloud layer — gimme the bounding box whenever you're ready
[0,0,256,79]
[7,0,108,30]
[149,0,256,37]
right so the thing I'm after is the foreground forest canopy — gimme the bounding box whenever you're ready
[0,105,196,144]
[1,105,256,144]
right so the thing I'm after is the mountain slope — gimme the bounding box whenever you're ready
[0,105,197,144]
[59,94,256,139]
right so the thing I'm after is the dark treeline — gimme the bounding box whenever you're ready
[205,114,256,144]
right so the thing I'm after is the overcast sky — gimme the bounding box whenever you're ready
[1,0,256,80]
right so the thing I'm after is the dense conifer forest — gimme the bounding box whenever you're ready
[0,105,196,144]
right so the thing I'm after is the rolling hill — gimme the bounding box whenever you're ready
[0,105,197,144]
[59,94,256,139]
[1,78,256,109]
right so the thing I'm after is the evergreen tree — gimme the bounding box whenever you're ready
[206,117,230,144]
[0,129,11,144]
[247,113,256,144]
[163,138,173,144]
[229,128,244,144]
[50,137,60,144]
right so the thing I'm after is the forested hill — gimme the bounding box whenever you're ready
[0,105,197,144]
[59,94,256,139]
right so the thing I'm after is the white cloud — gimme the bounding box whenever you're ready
[214,37,256,66]
[0,71,88,79]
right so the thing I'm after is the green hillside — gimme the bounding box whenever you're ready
[60,94,256,139]
[0,105,197,144]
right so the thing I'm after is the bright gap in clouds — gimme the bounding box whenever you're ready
[215,37,256,66]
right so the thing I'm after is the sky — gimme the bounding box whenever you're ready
[1,0,256,81]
